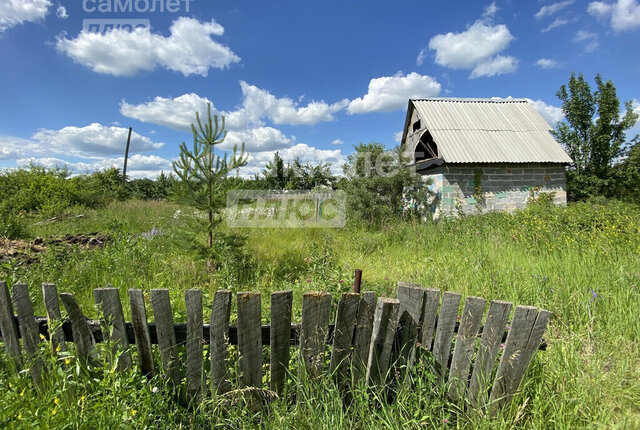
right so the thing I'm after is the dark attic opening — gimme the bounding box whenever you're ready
[415,130,438,163]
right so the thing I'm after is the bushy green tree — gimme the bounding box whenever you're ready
[612,138,640,202]
[554,73,638,200]
[261,153,335,190]
[339,142,429,226]
[172,104,248,249]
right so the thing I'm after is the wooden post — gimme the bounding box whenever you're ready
[185,289,203,404]
[352,269,363,294]
[237,292,262,410]
[122,127,132,184]
[396,283,425,371]
[270,290,292,396]
[366,298,400,386]
[128,289,154,378]
[150,289,179,386]
[420,288,441,352]
[210,290,232,395]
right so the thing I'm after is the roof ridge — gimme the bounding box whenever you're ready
[410,97,529,103]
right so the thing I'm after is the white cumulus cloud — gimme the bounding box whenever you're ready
[56,17,240,76]
[120,93,214,132]
[535,1,575,18]
[427,20,517,78]
[222,127,295,152]
[526,99,565,126]
[588,0,640,31]
[535,58,558,69]
[56,5,67,19]
[32,123,164,158]
[347,72,441,114]
[0,0,50,32]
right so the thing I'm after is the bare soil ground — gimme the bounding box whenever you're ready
[0,233,111,265]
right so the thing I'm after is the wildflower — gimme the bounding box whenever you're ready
[590,289,598,303]
[17,412,22,420]
[500,343,504,349]
[52,408,57,416]
[39,333,45,340]
[442,418,449,424]
[152,386,159,393]
[306,279,311,282]
[56,345,61,353]
[54,398,60,406]
[20,389,25,397]
[339,279,343,283]
[81,395,85,402]
[131,409,137,416]
[65,358,71,365]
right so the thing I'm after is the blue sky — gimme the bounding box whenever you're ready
[0,0,639,178]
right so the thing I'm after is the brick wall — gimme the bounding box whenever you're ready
[416,163,567,220]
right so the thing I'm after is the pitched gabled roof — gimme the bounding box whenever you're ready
[403,98,572,164]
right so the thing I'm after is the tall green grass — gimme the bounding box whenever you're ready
[1,199,639,428]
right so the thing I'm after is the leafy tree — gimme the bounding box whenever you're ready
[612,138,640,202]
[340,142,429,226]
[554,73,638,199]
[172,104,248,249]
[261,153,335,190]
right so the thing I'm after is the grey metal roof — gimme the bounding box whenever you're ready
[407,98,572,164]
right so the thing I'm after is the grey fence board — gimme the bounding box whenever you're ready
[329,293,359,386]
[421,288,441,351]
[270,290,292,396]
[300,292,332,378]
[128,289,154,378]
[468,300,512,408]
[366,298,400,386]
[93,288,132,371]
[447,296,486,402]
[237,292,262,388]
[211,290,232,395]
[150,289,179,386]
[432,292,461,381]
[42,283,66,353]
[0,280,21,360]
[12,283,42,385]
[186,289,204,404]
[60,292,96,363]
[352,291,376,384]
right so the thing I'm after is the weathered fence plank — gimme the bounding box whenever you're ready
[186,289,203,404]
[211,290,232,395]
[150,289,179,386]
[352,291,376,384]
[42,283,66,353]
[447,296,486,402]
[237,292,262,388]
[329,293,359,386]
[396,283,425,371]
[489,307,550,412]
[432,292,461,381]
[12,283,42,385]
[60,292,96,363]
[128,289,154,378]
[366,298,400,386]
[420,288,441,351]
[300,292,332,378]
[93,288,132,371]
[0,281,21,361]
[468,300,512,408]
[270,290,292,396]
[488,306,539,411]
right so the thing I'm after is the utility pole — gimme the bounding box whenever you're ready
[122,127,132,185]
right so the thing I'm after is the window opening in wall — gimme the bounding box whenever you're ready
[412,119,421,132]
[415,131,438,163]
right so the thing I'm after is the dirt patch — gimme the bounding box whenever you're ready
[0,233,111,265]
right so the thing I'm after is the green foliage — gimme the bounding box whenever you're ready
[612,139,640,202]
[554,73,639,200]
[261,152,336,190]
[340,143,431,226]
[172,104,248,249]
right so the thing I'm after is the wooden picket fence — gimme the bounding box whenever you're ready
[0,279,550,413]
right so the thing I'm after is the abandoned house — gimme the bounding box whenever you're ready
[401,98,572,219]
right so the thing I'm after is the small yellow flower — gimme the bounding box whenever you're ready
[52,408,57,416]
[39,334,45,340]
[131,409,137,416]
[81,395,85,402]
[65,358,71,365]
[17,412,22,420]
[20,389,25,397]
[54,398,60,406]
[56,345,61,353]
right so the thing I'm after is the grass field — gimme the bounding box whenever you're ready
[1,199,639,428]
